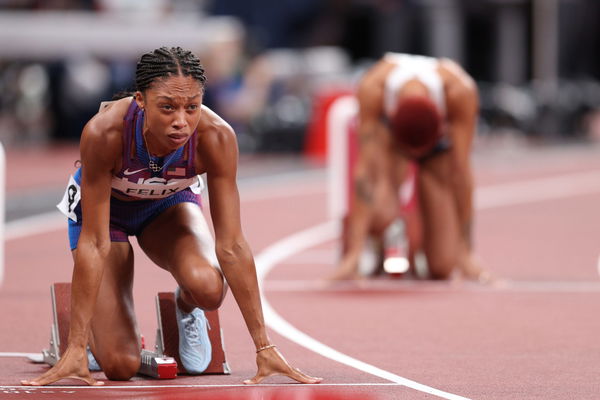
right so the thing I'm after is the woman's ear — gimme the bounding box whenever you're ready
[134,91,145,110]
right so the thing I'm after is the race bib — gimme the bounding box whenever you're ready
[56,175,81,222]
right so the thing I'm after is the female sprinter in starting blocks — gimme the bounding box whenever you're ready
[22,47,321,386]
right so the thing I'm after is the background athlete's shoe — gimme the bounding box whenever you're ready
[382,218,410,275]
[174,287,212,374]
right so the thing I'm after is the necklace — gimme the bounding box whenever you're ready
[142,132,178,173]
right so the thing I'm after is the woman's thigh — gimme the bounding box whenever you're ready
[137,202,225,310]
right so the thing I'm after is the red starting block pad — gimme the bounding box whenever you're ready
[156,292,230,375]
[138,349,178,379]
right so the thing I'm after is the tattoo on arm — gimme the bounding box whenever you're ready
[462,220,473,249]
[355,177,374,204]
[358,127,377,145]
[359,132,375,145]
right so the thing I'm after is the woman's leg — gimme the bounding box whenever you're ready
[137,202,225,373]
[417,153,461,279]
[137,202,226,311]
[72,241,142,380]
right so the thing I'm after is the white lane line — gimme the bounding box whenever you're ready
[597,255,600,278]
[476,169,600,209]
[4,168,600,395]
[263,279,600,293]
[5,212,64,241]
[255,220,471,400]
[0,352,41,358]
[278,248,337,265]
[0,383,401,391]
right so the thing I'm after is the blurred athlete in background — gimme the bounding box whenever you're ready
[329,53,490,283]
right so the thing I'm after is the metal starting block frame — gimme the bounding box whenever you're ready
[41,283,68,366]
[41,283,230,379]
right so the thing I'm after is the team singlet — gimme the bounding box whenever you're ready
[382,53,446,118]
[110,99,203,199]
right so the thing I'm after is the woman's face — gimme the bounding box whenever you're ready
[135,75,203,155]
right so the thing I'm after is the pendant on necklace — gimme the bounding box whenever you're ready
[149,159,162,172]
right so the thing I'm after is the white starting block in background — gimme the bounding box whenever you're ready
[0,141,4,287]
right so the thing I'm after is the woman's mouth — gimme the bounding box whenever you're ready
[168,134,189,145]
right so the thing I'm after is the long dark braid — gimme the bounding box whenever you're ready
[135,46,207,93]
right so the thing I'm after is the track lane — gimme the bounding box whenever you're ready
[2,143,600,399]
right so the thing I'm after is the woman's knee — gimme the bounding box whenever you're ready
[179,266,226,310]
[99,351,140,381]
[424,253,456,280]
[428,264,453,280]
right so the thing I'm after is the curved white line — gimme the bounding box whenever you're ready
[5,168,600,396]
[475,169,600,209]
[254,220,471,400]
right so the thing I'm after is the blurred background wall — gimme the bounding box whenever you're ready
[0,0,599,153]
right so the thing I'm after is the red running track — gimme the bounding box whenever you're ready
[1,141,600,399]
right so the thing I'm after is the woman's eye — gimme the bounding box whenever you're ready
[187,104,199,110]
[162,105,173,111]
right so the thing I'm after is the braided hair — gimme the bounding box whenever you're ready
[135,46,207,93]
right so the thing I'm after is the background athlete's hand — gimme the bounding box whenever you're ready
[243,346,322,385]
[20,346,104,386]
[324,256,364,283]
[458,252,496,285]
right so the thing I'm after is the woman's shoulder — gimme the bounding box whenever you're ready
[439,60,476,92]
[83,97,132,142]
[197,105,236,146]
[79,97,131,166]
[438,62,478,117]
[194,105,238,173]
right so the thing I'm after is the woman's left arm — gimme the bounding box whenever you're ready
[446,79,479,249]
[203,119,321,385]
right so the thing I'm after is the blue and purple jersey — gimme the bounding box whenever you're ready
[57,99,204,248]
[110,99,203,199]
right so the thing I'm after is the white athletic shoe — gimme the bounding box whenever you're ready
[174,287,212,374]
[383,218,410,274]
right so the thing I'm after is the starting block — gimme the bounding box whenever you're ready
[41,282,230,379]
[155,292,230,375]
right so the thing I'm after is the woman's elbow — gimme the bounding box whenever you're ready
[216,241,248,268]
[78,234,112,259]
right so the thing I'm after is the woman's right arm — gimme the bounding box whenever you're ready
[21,111,119,386]
[327,69,384,281]
[68,118,116,348]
